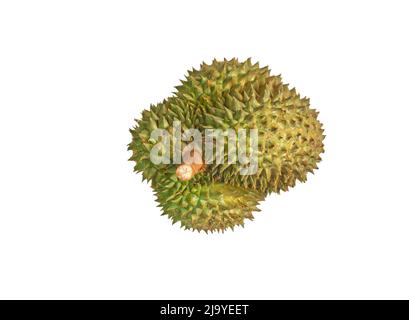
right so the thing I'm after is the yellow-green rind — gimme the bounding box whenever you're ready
[128,58,325,232]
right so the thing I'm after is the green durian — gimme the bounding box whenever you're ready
[129,58,324,232]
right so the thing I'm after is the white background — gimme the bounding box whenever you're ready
[0,0,408,299]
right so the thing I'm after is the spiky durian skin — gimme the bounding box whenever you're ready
[154,171,263,233]
[175,59,324,194]
[128,96,265,232]
[129,58,324,232]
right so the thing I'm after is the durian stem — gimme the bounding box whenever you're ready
[176,148,205,181]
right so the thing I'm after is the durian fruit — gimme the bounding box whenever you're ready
[129,58,324,232]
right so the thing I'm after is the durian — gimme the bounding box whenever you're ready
[129,58,324,232]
